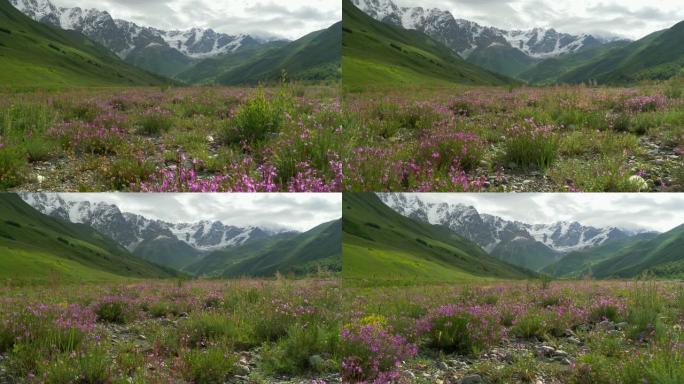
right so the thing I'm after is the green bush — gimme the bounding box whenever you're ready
[182,348,237,384]
[138,112,173,136]
[223,88,284,144]
[261,324,339,375]
[0,146,27,188]
[95,300,128,324]
[183,313,238,346]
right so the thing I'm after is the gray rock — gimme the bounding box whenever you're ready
[538,345,555,356]
[554,350,569,358]
[460,374,483,384]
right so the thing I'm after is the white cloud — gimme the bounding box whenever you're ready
[400,193,684,232]
[394,0,684,40]
[52,0,341,40]
[55,193,341,232]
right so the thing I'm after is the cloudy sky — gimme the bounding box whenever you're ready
[57,193,341,232]
[397,193,684,232]
[395,0,684,40]
[54,0,341,40]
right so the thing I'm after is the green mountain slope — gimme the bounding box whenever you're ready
[491,240,560,272]
[181,23,341,85]
[519,40,631,84]
[541,233,659,278]
[0,194,178,284]
[186,220,342,277]
[343,193,535,282]
[342,0,513,88]
[558,21,684,84]
[0,0,168,87]
[466,45,538,78]
[133,237,204,270]
[175,41,287,84]
[125,44,197,78]
[590,224,684,278]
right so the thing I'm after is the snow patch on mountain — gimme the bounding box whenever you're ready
[10,0,261,60]
[20,193,282,253]
[352,0,605,59]
[378,193,630,254]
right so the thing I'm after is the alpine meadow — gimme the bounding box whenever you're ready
[2,0,684,383]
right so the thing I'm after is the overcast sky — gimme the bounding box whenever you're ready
[395,193,684,233]
[54,0,341,40]
[394,0,684,40]
[56,193,341,232]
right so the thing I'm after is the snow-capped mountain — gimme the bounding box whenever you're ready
[20,193,278,253]
[352,0,603,59]
[10,0,267,75]
[378,193,631,254]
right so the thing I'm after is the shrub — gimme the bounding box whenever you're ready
[95,300,128,324]
[504,118,559,169]
[341,322,417,383]
[511,311,545,339]
[99,156,155,190]
[223,88,283,144]
[137,109,173,135]
[182,348,237,384]
[417,129,484,172]
[0,146,27,188]
[261,324,339,375]
[41,350,111,384]
[182,313,238,346]
[417,304,503,355]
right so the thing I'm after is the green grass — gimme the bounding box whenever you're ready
[0,246,124,285]
[0,194,179,283]
[0,0,168,87]
[341,0,513,89]
[342,193,535,283]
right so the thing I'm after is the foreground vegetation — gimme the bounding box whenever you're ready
[0,84,342,192]
[0,278,340,383]
[341,279,684,383]
[343,81,684,192]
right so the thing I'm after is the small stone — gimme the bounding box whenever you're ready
[538,345,555,356]
[440,362,450,370]
[554,350,569,358]
[615,322,628,330]
[567,337,581,345]
[523,179,534,185]
[206,135,215,143]
[36,174,45,183]
[138,334,146,341]
[236,364,250,375]
[561,358,572,365]
[404,371,416,379]
[460,374,483,384]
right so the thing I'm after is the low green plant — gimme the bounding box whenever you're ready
[182,348,237,384]
[261,324,339,375]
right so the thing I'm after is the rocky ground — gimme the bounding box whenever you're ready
[398,320,633,384]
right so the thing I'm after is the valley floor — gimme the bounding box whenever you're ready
[343,83,683,192]
[341,279,684,383]
[0,278,340,383]
[0,85,342,192]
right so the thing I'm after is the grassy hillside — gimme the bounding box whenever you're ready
[558,21,684,84]
[0,0,168,87]
[186,220,342,277]
[590,224,684,278]
[491,240,560,272]
[541,233,659,278]
[342,0,513,88]
[466,45,538,78]
[0,194,178,284]
[180,23,340,85]
[133,237,204,270]
[342,193,535,282]
[175,41,288,84]
[519,40,631,84]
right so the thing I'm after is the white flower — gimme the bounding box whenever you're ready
[628,175,648,191]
